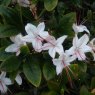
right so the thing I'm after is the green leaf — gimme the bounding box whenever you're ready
[43,63,56,80]
[58,12,76,36]
[15,92,29,95]
[0,56,21,72]
[0,25,21,38]
[23,57,41,87]
[80,85,91,95]
[1,0,11,6]
[91,77,95,89]
[0,47,13,61]
[78,61,87,73]
[44,0,58,11]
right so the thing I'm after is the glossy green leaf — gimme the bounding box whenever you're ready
[1,0,11,6]
[0,47,13,61]
[43,63,56,80]
[0,56,21,72]
[23,57,41,87]
[58,12,76,36]
[0,25,21,38]
[44,0,58,11]
[80,85,91,95]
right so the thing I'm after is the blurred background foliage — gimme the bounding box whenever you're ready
[0,0,95,95]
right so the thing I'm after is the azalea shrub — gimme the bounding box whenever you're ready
[0,0,95,95]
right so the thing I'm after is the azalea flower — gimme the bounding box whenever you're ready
[17,0,30,7]
[22,22,49,52]
[5,34,26,56]
[88,38,95,60]
[15,74,22,85]
[53,53,75,75]
[42,35,67,58]
[0,72,12,94]
[72,23,90,34]
[66,34,91,60]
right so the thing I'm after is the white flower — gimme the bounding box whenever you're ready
[42,35,67,58]
[5,34,26,56]
[17,0,30,7]
[88,38,95,60]
[72,23,90,34]
[22,22,49,52]
[53,53,75,75]
[66,34,91,60]
[15,74,22,85]
[0,72,12,94]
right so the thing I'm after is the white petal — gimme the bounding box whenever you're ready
[49,48,56,58]
[0,72,6,79]
[22,35,33,43]
[78,34,89,47]
[5,44,19,53]
[15,74,22,85]
[55,44,64,54]
[65,47,75,56]
[17,0,30,7]
[73,34,78,46]
[10,36,15,42]
[53,59,63,75]
[25,23,37,36]
[37,22,45,33]
[65,55,76,63]
[56,35,67,44]
[3,78,12,85]
[39,31,49,39]
[81,45,92,52]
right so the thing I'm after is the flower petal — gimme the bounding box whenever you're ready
[25,23,37,36]
[42,43,52,50]
[65,47,75,56]
[81,45,92,52]
[15,74,22,85]
[4,78,12,85]
[78,34,89,47]
[53,59,63,75]
[56,35,67,45]
[0,83,7,93]
[5,44,19,53]
[49,48,56,58]
[37,22,45,33]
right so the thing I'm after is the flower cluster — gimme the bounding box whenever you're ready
[1,22,95,94]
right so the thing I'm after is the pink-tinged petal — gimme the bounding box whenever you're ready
[32,39,42,52]
[0,83,7,93]
[56,35,67,45]
[55,45,64,54]
[15,74,22,85]
[78,34,89,47]
[48,48,56,58]
[3,78,12,85]
[65,47,75,56]
[76,50,86,60]
[22,35,33,43]
[42,43,52,50]
[37,22,45,33]
[53,59,64,75]
[25,23,37,36]
[5,44,19,53]
[16,50,21,56]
